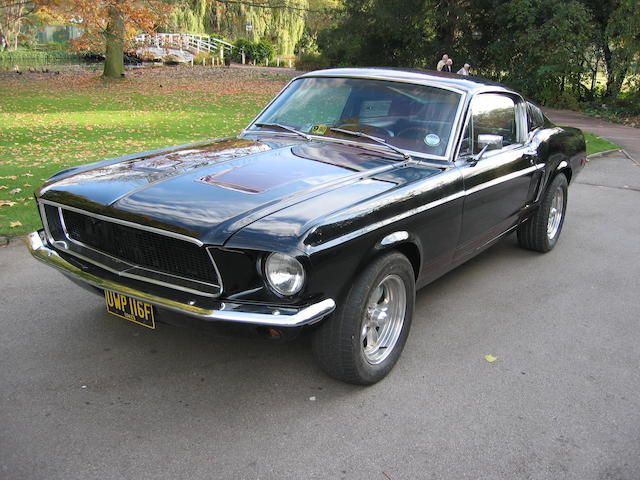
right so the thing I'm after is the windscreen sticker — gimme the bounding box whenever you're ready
[424,134,441,147]
[310,124,328,135]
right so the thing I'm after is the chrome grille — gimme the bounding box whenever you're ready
[39,201,222,296]
[61,209,216,284]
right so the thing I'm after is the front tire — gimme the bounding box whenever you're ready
[518,173,568,252]
[311,252,415,385]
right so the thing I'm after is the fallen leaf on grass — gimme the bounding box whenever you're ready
[0,200,16,207]
[9,188,22,195]
[0,185,7,189]
[484,354,497,363]
[9,221,22,228]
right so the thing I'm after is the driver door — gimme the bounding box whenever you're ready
[454,93,538,261]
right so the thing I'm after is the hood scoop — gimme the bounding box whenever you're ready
[196,156,337,194]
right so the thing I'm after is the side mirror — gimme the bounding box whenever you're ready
[466,134,504,165]
[477,134,503,151]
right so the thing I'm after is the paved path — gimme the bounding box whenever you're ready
[545,108,640,162]
[2,150,640,478]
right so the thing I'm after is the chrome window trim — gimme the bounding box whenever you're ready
[243,74,468,163]
[453,90,528,160]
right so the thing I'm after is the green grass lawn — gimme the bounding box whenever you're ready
[0,68,622,237]
[584,131,621,156]
[0,67,293,237]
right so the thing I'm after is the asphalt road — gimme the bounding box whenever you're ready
[2,151,640,479]
[545,108,640,162]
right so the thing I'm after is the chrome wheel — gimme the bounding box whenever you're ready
[311,251,415,384]
[547,187,564,240]
[361,274,407,365]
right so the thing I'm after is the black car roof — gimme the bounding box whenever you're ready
[299,67,515,96]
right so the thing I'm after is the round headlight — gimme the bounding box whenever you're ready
[264,253,305,296]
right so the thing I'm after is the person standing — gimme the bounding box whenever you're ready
[441,58,453,73]
[436,54,449,71]
[457,63,471,76]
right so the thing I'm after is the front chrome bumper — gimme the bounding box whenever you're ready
[26,231,335,328]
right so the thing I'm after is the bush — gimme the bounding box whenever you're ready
[0,49,78,62]
[295,53,330,71]
[232,38,274,64]
[192,51,213,65]
[554,90,580,110]
[254,40,274,63]
[36,42,67,52]
[232,38,255,63]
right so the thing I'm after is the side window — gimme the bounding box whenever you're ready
[527,101,544,132]
[471,94,518,151]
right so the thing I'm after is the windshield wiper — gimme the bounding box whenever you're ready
[254,122,311,140]
[329,127,410,160]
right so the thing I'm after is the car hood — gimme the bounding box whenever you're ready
[38,136,441,246]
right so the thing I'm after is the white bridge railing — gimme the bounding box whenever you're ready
[134,33,234,56]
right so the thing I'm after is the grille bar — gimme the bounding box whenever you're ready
[60,209,217,285]
[39,200,222,295]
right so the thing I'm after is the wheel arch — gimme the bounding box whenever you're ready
[554,161,572,184]
[392,242,421,280]
[371,230,422,280]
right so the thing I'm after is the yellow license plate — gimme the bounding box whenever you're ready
[104,290,155,329]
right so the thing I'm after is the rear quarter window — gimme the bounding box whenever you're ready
[527,102,544,132]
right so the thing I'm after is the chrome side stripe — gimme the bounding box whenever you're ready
[464,165,538,196]
[310,165,539,250]
[308,190,466,251]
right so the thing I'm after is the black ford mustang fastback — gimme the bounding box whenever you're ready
[28,68,586,384]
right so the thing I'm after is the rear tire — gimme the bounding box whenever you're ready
[311,251,415,385]
[517,173,568,252]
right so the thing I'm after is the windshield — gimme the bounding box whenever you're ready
[248,76,463,158]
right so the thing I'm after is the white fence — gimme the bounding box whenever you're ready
[134,33,234,57]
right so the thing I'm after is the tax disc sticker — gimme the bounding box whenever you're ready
[424,134,441,147]
[310,124,327,135]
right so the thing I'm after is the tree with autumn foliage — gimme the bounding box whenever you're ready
[0,0,37,50]
[46,0,172,78]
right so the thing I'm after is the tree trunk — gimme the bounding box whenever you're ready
[607,67,628,99]
[103,3,125,78]
[601,43,620,98]
[590,57,598,98]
